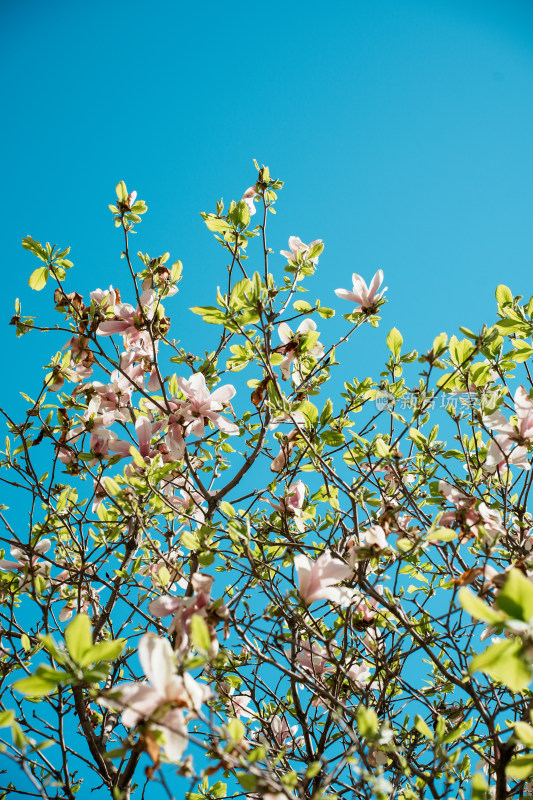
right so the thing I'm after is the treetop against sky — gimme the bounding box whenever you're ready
[1,165,533,799]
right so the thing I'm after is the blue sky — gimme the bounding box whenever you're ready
[2,0,533,794]
[2,0,533,406]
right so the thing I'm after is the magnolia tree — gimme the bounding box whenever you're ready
[3,165,533,800]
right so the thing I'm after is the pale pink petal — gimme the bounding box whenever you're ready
[210,384,236,403]
[158,709,188,761]
[367,269,384,300]
[296,318,317,335]
[334,288,359,303]
[97,320,132,336]
[148,595,182,617]
[138,634,175,696]
[135,416,152,458]
[206,412,239,435]
[118,682,161,727]
[278,322,293,344]
[288,236,303,253]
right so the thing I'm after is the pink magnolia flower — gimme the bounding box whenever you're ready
[165,488,206,523]
[177,373,239,436]
[109,415,159,463]
[230,690,256,720]
[142,273,179,299]
[57,584,101,622]
[270,428,299,474]
[63,335,94,380]
[146,368,163,392]
[268,715,301,749]
[438,481,472,511]
[271,481,306,530]
[294,551,354,606]
[241,187,257,216]
[439,481,505,540]
[90,352,145,416]
[277,319,324,381]
[483,386,533,472]
[0,539,52,590]
[295,640,335,676]
[139,549,186,591]
[90,286,119,312]
[165,414,186,460]
[96,290,159,357]
[102,634,209,763]
[335,270,387,312]
[281,236,322,265]
[360,525,388,551]
[346,661,371,687]
[352,590,381,623]
[148,573,227,654]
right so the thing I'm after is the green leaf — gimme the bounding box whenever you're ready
[471,773,490,800]
[459,588,504,625]
[470,637,532,693]
[506,754,533,780]
[495,284,513,306]
[219,501,235,518]
[496,568,533,621]
[305,761,321,779]
[299,330,321,355]
[322,431,345,447]
[181,530,199,550]
[129,446,147,469]
[203,215,230,232]
[317,306,335,319]
[14,666,66,696]
[293,300,313,313]
[320,398,333,425]
[88,639,126,664]
[432,331,448,356]
[190,306,226,325]
[28,267,49,291]
[190,614,211,654]
[115,181,128,203]
[307,242,324,260]
[426,527,456,542]
[65,614,93,665]
[103,477,121,496]
[227,717,245,742]
[38,634,66,663]
[386,327,403,359]
[409,428,428,449]
[233,200,250,228]
[374,437,390,458]
[511,340,533,363]
[514,720,533,747]
[356,705,379,738]
[295,400,318,426]
[441,717,472,744]
[414,714,434,741]
[11,722,26,749]
[237,774,257,792]
[0,710,15,727]
[210,782,227,798]
[22,235,48,261]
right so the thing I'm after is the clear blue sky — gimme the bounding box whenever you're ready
[2,0,533,405]
[2,0,533,793]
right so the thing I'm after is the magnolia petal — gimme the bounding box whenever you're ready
[158,709,188,761]
[138,634,175,696]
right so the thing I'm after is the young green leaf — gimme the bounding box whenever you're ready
[28,267,49,291]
